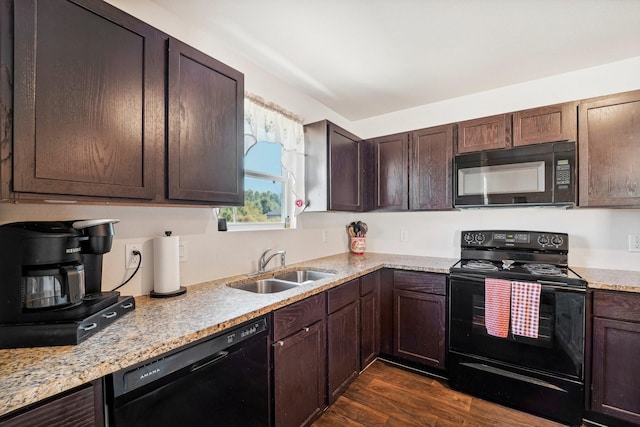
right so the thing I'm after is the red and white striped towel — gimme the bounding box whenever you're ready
[510,281,541,338]
[484,278,511,338]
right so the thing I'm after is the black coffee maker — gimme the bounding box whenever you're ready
[0,219,135,348]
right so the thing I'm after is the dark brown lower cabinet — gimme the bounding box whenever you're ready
[360,272,380,370]
[273,320,326,427]
[272,294,326,427]
[327,279,360,404]
[392,271,447,369]
[590,290,640,426]
[0,379,103,427]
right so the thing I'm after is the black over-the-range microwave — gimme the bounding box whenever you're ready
[453,141,576,208]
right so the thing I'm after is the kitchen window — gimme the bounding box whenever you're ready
[219,95,305,230]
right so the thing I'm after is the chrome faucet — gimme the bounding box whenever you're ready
[258,248,286,273]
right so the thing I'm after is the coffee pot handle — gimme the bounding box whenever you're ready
[62,265,85,303]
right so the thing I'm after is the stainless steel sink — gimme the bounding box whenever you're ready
[228,279,299,294]
[273,269,336,283]
[228,269,336,293]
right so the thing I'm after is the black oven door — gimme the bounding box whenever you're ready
[453,141,576,207]
[449,272,585,380]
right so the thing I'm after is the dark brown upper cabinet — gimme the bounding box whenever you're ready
[5,0,244,206]
[11,0,163,200]
[410,124,455,210]
[373,132,409,210]
[513,102,577,147]
[304,120,370,212]
[578,90,640,207]
[456,113,512,154]
[167,38,244,204]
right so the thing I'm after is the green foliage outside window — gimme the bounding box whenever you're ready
[219,189,282,223]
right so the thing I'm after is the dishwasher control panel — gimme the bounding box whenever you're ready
[110,316,268,396]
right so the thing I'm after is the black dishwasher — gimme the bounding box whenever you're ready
[106,316,270,426]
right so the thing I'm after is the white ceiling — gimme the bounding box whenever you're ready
[150,0,640,120]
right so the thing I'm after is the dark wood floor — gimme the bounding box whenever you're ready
[312,360,568,427]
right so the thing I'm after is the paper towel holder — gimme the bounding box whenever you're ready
[150,230,187,298]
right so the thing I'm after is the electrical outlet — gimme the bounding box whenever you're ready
[125,244,143,269]
[400,230,409,242]
[179,241,188,262]
[629,235,640,252]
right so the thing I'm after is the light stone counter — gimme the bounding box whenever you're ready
[0,252,456,418]
[2,252,638,419]
[574,266,640,293]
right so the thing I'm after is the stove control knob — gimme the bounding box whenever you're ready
[463,233,474,243]
[537,235,549,246]
[551,235,564,246]
[475,233,485,243]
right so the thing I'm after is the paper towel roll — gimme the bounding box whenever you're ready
[153,232,180,294]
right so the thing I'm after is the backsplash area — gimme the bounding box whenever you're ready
[0,203,638,297]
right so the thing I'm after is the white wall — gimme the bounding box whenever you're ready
[350,56,640,138]
[1,2,638,297]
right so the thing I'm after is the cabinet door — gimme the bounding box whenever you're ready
[13,0,162,199]
[410,124,454,210]
[578,90,640,207]
[327,300,359,404]
[379,269,394,355]
[273,320,326,427]
[513,102,577,146]
[591,317,640,425]
[328,123,365,211]
[374,133,409,210]
[0,380,103,427]
[393,289,446,369]
[360,271,380,370]
[167,38,244,204]
[457,113,512,153]
[360,289,379,370]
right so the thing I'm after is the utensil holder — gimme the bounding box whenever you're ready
[350,237,366,254]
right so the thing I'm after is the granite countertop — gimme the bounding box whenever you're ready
[0,252,455,418]
[574,266,640,293]
[1,252,639,419]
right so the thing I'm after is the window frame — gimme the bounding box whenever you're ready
[222,154,289,231]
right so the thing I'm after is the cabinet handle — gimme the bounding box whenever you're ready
[273,340,284,347]
[303,327,310,332]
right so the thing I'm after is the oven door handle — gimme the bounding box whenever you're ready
[450,274,586,293]
[536,281,586,293]
[450,272,489,282]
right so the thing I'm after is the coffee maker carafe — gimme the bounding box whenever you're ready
[0,219,135,348]
[23,258,85,309]
[0,222,87,320]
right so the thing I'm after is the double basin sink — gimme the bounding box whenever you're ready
[229,269,336,294]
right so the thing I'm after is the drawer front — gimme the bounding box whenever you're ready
[393,270,446,295]
[360,272,378,296]
[593,290,640,322]
[0,380,102,427]
[328,279,360,314]
[273,293,325,341]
